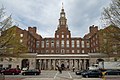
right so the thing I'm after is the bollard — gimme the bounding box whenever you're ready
[102,72,106,80]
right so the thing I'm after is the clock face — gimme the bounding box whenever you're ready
[61,14,64,17]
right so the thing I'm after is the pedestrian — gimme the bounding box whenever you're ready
[67,65,69,70]
[55,65,58,70]
[58,67,62,73]
[72,66,75,72]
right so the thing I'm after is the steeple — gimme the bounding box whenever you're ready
[62,2,64,9]
[58,3,67,27]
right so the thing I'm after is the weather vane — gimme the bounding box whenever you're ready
[62,2,64,9]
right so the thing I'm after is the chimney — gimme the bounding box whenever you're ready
[28,27,37,33]
[89,25,98,33]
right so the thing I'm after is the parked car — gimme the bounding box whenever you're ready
[105,70,120,75]
[0,68,6,74]
[81,70,102,78]
[75,70,87,75]
[1,68,21,75]
[22,69,41,75]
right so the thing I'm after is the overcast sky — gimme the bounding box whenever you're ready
[0,0,111,38]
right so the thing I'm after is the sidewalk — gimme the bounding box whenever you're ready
[22,78,102,80]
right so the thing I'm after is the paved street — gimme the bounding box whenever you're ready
[3,70,120,80]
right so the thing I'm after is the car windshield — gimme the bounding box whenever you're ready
[28,69,37,72]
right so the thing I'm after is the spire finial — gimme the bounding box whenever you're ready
[62,2,64,9]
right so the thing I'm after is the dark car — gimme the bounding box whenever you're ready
[22,69,41,75]
[75,70,87,75]
[105,70,120,75]
[1,68,21,75]
[81,70,102,78]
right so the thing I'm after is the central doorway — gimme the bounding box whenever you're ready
[21,59,29,70]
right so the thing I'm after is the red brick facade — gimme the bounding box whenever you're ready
[10,7,119,55]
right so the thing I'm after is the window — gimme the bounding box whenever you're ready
[41,41,44,48]
[46,50,49,53]
[94,48,96,52]
[61,40,64,48]
[61,49,65,53]
[81,40,84,48]
[72,50,74,53]
[20,34,23,37]
[36,41,39,48]
[56,40,59,47]
[66,40,69,48]
[30,48,32,52]
[71,40,74,48]
[51,40,54,47]
[91,44,92,47]
[76,40,80,48]
[46,40,49,48]
[96,41,98,44]
[67,35,69,38]
[57,35,59,38]
[56,50,59,53]
[77,50,80,53]
[96,35,97,38]
[62,35,64,38]
[66,50,69,53]
[82,50,84,53]
[51,50,54,53]
[96,47,98,51]
[93,42,95,46]
[86,41,90,48]
[20,39,23,43]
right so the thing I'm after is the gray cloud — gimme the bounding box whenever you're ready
[0,0,111,38]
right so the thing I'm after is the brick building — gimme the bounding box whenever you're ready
[0,5,120,70]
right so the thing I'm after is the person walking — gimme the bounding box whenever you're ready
[58,67,62,73]
[72,66,75,72]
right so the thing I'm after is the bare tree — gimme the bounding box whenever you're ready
[0,6,27,55]
[0,6,12,33]
[102,0,120,27]
[102,0,120,43]
[0,5,5,20]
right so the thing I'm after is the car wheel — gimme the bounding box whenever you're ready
[85,75,89,78]
[12,73,15,75]
[34,73,37,75]
[99,75,102,78]
[22,73,25,75]
[117,73,119,75]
